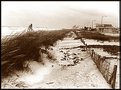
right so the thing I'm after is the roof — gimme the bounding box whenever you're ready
[96,24,113,27]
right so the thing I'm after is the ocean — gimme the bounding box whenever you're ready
[1,26,62,38]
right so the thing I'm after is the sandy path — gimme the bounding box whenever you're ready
[28,37,111,89]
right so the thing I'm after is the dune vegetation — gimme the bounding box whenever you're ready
[1,29,71,78]
[75,30,119,41]
[86,45,120,55]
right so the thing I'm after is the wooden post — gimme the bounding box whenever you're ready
[97,55,101,69]
[108,65,117,89]
[85,44,87,50]
[91,50,94,57]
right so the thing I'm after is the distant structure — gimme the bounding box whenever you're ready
[82,26,96,31]
[27,24,33,31]
[96,24,119,34]
[72,25,79,29]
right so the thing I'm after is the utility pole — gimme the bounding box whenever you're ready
[101,16,107,25]
[92,20,96,29]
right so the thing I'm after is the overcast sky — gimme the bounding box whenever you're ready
[1,1,119,28]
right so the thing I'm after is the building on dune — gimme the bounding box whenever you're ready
[96,24,119,34]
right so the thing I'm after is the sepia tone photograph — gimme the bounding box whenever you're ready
[1,1,120,89]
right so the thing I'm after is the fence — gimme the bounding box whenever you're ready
[86,45,118,89]
[74,31,118,89]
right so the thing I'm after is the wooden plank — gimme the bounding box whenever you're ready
[108,65,117,89]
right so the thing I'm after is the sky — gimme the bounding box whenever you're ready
[1,1,119,28]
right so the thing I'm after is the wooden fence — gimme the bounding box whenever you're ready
[74,31,118,89]
[85,44,118,89]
